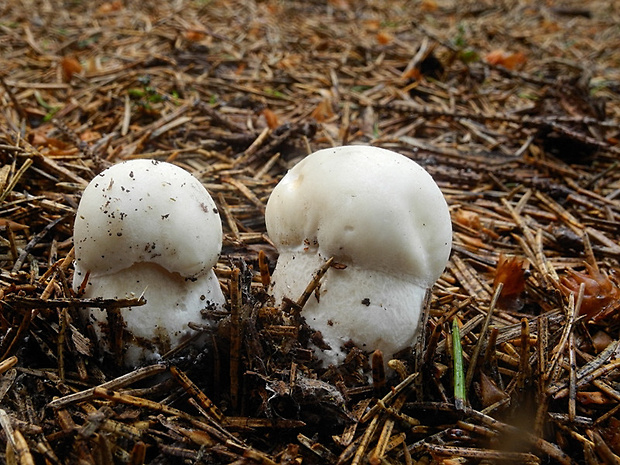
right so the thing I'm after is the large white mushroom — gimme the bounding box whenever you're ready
[73,159,225,367]
[265,145,452,366]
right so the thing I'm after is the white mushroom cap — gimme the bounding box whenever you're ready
[73,159,225,367]
[73,159,222,279]
[266,145,452,366]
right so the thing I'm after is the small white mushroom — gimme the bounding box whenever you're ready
[73,159,225,367]
[265,145,452,366]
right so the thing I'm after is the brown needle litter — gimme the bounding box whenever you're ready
[1,0,620,462]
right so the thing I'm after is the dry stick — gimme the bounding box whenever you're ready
[351,413,381,465]
[128,441,146,465]
[568,314,578,422]
[336,399,370,448]
[0,409,18,452]
[94,387,194,419]
[224,177,266,213]
[13,429,35,465]
[548,340,620,398]
[425,297,473,363]
[169,366,224,422]
[0,76,27,120]
[257,250,270,288]
[57,308,68,382]
[406,402,572,464]
[423,444,540,463]
[545,284,583,384]
[235,127,271,166]
[236,448,278,465]
[0,410,36,465]
[464,407,573,465]
[593,380,620,404]
[12,216,67,273]
[297,434,339,463]
[554,358,620,400]
[360,372,419,423]
[253,151,281,180]
[535,191,584,232]
[47,363,167,409]
[465,283,502,394]
[588,429,620,465]
[501,198,551,286]
[386,96,620,133]
[381,433,406,456]
[535,228,560,284]
[534,316,549,436]
[217,192,240,241]
[0,306,31,361]
[5,223,19,263]
[376,399,420,427]
[0,157,32,203]
[518,318,531,391]
[371,350,386,397]
[369,394,407,465]
[229,268,242,411]
[8,295,146,310]
[40,247,75,300]
[281,257,335,313]
[0,356,17,375]
[484,327,503,390]
[93,388,268,460]
[594,401,620,427]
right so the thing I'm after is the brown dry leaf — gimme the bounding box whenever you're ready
[97,1,123,14]
[591,330,613,352]
[310,99,335,122]
[493,254,527,296]
[541,19,561,32]
[80,130,101,142]
[454,209,481,230]
[479,372,508,407]
[30,130,69,149]
[185,30,206,42]
[559,264,620,321]
[401,67,422,81]
[421,0,438,12]
[364,20,381,31]
[262,108,280,129]
[485,50,527,70]
[60,56,83,82]
[277,54,302,70]
[235,63,247,75]
[376,31,393,45]
[328,0,351,10]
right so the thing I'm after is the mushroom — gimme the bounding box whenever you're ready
[73,159,225,367]
[265,145,452,366]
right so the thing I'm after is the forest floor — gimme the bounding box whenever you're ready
[1,0,620,463]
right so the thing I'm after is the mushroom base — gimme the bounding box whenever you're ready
[270,251,428,367]
[74,262,225,367]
